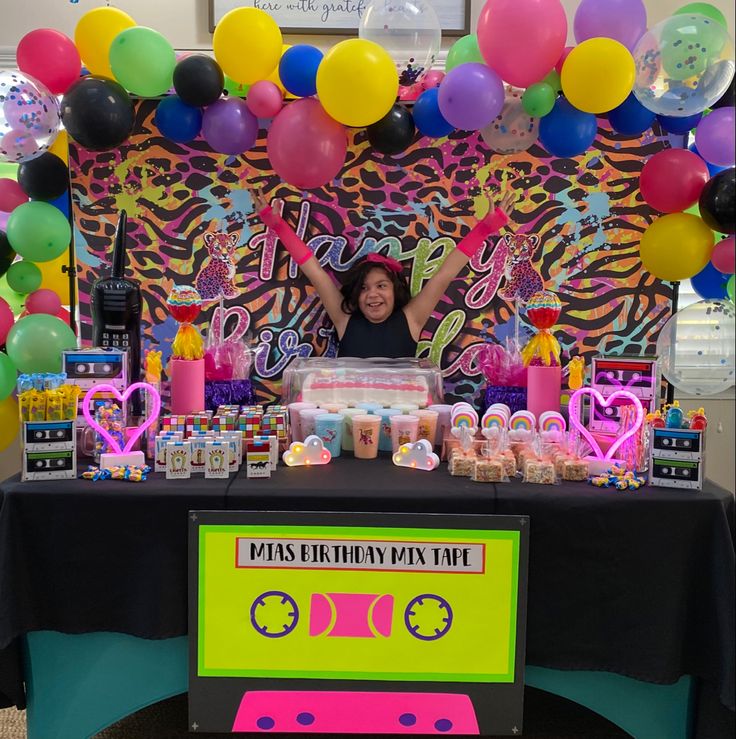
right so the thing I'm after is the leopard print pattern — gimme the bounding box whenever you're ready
[195,232,239,301]
[498,234,544,303]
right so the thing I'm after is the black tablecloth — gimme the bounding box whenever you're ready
[1,458,733,738]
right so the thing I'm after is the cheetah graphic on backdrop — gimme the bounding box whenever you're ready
[498,234,544,304]
[195,232,240,301]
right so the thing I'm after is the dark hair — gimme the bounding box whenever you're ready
[340,259,412,315]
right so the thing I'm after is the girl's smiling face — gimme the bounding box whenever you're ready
[358,267,395,323]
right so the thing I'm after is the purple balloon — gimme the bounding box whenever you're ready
[438,63,504,131]
[202,98,258,155]
[0,211,8,232]
[574,0,647,51]
[694,107,736,168]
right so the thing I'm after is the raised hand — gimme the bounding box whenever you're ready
[498,189,516,215]
[251,187,269,213]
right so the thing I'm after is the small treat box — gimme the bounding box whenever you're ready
[252,434,278,470]
[166,440,192,480]
[216,404,242,415]
[155,432,184,473]
[238,411,263,438]
[214,435,240,473]
[221,430,244,466]
[186,412,212,436]
[204,440,230,479]
[161,415,188,436]
[212,414,238,433]
[22,420,77,482]
[23,420,76,451]
[191,434,217,474]
[261,411,288,441]
[246,440,271,478]
[240,404,264,414]
[648,427,705,491]
[63,348,128,392]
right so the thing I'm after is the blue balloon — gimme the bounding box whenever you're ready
[657,112,702,135]
[279,45,323,98]
[607,93,655,136]
[689,143,728,178]
[413,88,454,138]
[691,260,730,299]
[154,96,202,143]
[539,97,597,158]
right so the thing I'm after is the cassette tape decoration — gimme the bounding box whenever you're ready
[22,420,77,481]
[63,348,128,391]
[649,427,705,491]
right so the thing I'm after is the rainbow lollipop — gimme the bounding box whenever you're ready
[167,286,204,361]
[522,290,562,367]
[509,410,536,432]
[539,411,566,441]
[482,408,507,428]
[451,404,479,428]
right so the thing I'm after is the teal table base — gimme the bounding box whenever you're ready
[24,631,693,739]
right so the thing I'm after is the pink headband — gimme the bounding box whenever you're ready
[364,252,403,274]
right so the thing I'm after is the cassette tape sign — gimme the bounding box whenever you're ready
[189,512,528,735]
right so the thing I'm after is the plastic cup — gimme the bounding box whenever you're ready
[299,408,325,441]
[428,403,452,445]
[390,414,419,453]
[319,402,348,414]
[390,403,420,414]
[415,409,439,447]
[340,408,364,452]
[377,408,402,452]
[288,401,317,442]
[352,414,381,459]
[315,413,344,458]
[355,402,384,414]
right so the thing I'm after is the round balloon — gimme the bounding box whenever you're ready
[0,299,13,345]
[632,14,735,117]
[223,76,249,98]
[422,70,445,89]
[26,287,62,315]
[316,39,398,127]
[0,70,61,164]
[7,201,71,262]
[561,38,635,114]
[639,149,709,213]
[0,395,19,451]
[154,96,202,144]
[202,98,258,156]
[691,260,730,299]
[16,28,81,96]
[695,108,736,167]
[689,142,728,178]
[61,77,134,151]
[359,0,441,86]
[0,352,16,401]
[267,99,347,190]
[674,2,728,26]
[574,0,647,51]
[711,76,735,109]
[639,212,714,280]
[18,153,68,201]
[35,253,71,304]
[608,92,656,135]
[539,97,597,157]
[711,235,735,273]
[279,45,323,98]
[0,275,25,315]
[413,87,454,138]
[0,231,15,279]
[367,104,416,156]
[477,0,568,89]
[265,45,293,97]
[246,81,283,120]
[656,299,735,395]
[445,34,484,72]
[729,275,735,302]
[173,55,224,108]
[438,63,505,131]
[0,179,26,212]
[656,112,702,135]
[699,169,735,234]
[213,7,282,85]
[522,83,556,118]
[74,6,135,78]
[6,260,42,294]
[6,313,77,373]
[109,27,176,98]
[481,86,539,154]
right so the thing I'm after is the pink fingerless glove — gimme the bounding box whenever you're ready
[456,208,509,258]
[259,206,314,266]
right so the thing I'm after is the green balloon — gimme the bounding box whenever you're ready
[522,83,556,118]
[728,275,735,303]
[224,75,249,98]
[6,261,42,294]
[446,34,485,72]
[543,69,562,93]
[0,231,16,279]
[6,314,77,374]
[674,3,728,27]
[0,275,26,315]
[0,352,16,401]
[661,13,727,81]
[109,26,176,97]
[6,201,71,263]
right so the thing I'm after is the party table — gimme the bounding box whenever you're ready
[0,458,733,739]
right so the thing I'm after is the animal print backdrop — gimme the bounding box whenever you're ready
[69,100,673,404]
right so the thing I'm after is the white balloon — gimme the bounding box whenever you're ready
[480,86,539,155]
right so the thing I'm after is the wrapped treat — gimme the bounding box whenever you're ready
[502,450,517,478]
[45,389,65,421]
[563,458,589,481]
[60,384,81,421]
[449,451,476,477]
[472,458,505,482]
[523,459,557,485]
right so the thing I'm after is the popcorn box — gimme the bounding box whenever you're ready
[204,440,230,479]
[166,440,191,480]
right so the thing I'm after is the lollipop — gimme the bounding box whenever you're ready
[167,286,204,360]
[521,290,562,367]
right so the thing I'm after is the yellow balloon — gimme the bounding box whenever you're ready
[213,7,282,85]
[37,253,75,305]
[268,45,296,99]
[561,38,635,114]
[0,395,19,452]
[640,213,715,282]
[74,6,136,78]
[317,39,399,127]
[48,130,68,164]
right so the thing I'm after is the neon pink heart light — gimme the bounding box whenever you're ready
[83,383,161,455]
[568,387,644,461]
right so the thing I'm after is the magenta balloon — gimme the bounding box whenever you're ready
[0,179,27,212]
[438,63,505,131]
[267,99,347,190]
[573,0,647,51]
[26,288,62,315]
[16,29,81,95]
[246,81,283,120]
[695,108,736,168]
[711,236,735,274]
[422,70,445,89]
[202,98,259,155]
[477,0,567,89]
[0,298,13,345]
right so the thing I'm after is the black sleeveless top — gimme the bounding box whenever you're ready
[338,310,418,359]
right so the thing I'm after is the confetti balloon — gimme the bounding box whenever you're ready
[526,290,562,329]
[0,70,61,163]
[480,86,539,154]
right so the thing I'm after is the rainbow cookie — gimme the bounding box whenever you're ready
[481,409,507,428]
[488,403,511,419]
[451,404,479,428]
[539,411,566,433]
[509,411,536,431]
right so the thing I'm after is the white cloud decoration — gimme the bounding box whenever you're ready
[282,435,332,467]
[392,439,440,471]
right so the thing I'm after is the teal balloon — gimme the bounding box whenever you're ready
[6,314,77,373]
[6,202,71,263]
[6,261,42,294]
[0,352,16,401]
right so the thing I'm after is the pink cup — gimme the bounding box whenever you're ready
[351,414,381,459]
[299,408,326,441]
[415,409,439,447]
[390,414,419,453]
[428,403,452,446]
[320,402,348,414]
[288,402,317,442]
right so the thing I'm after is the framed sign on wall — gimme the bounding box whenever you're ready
[208,0,471,36]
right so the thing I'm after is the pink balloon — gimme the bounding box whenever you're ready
[555,45,575,74]
[640,149,709,213]
[0,179,27,212]
[0,298,13,344]
[56,307,71,324]
[26,288,62,316]
[0,212,8,232]
[422,70,445,89]
[246,81,284,119]
[477,0,568,88]
[711,236,735,274]
[398,84,422,101]
[16,28,81,96]
[267,99,347,190]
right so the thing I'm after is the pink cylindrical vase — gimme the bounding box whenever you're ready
[526,365,562,420]
[170,358,205,414]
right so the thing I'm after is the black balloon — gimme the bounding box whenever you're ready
[61,77,135,151]
[0,231,15,279]
[711,77,735,110]
[18,152,69,201]
[173,55,224,107]
[699,168,735,234]
[367,104,416,155]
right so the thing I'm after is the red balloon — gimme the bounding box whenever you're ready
[640,149,710,213]
[56,307,71,325]
[711,236,735,274]
[16,28,81,95]
[0,179,27,212]
[26,288,62,315]
[556,46,574,74]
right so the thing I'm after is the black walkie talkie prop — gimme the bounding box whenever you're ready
[90,210,142,404]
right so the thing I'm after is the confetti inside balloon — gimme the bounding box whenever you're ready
[167,285,204,360]
[522,290,563,366]
[480,85,539,155]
